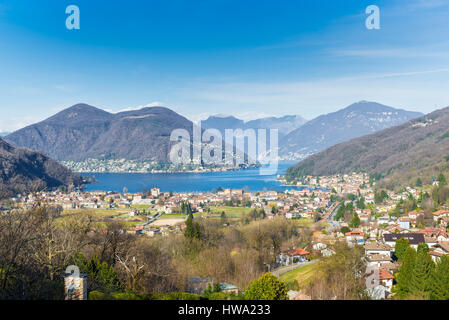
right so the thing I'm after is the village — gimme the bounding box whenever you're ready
[3,172,449,300]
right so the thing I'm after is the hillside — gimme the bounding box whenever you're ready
[285,106,449,189]
[279,101,423,159]
[0,138,83,198]
[5,104,193,162]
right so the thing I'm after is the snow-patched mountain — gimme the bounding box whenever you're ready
[279,101,423,159]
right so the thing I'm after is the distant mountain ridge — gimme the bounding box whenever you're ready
[201,114,307,138]
[0,138,83,198]
[6,104,194,162]
[5,101,423,167]
[285,106,449,189]
[279,101,423,158]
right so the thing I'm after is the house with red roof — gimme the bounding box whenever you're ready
[366,267,395,299]
[429,242,449,263]
[277,248,310,266]
[433,210,449,222]
[345,231,365,246]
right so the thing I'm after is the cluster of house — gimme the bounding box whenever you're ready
[306,173,366,194]
[363,231,449,299]
[7,183,338,226]
[277,229,449,300]
[312,225,449,299]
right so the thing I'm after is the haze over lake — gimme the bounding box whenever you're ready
[82,161,301,193]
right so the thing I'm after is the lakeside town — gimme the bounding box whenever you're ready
[3,171,449,300]
[62,158,259,174]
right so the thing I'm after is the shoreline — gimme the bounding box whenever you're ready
[77,166,260,175]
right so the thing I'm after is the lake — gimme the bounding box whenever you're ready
[82,161,302,193]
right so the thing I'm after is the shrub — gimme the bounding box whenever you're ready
[244,273,288,300]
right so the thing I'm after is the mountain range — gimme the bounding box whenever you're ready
[279,101,423,159]
[5,104,194,162]
[285,105,449,189]
[0,138,83,198]
[5,101,423,167]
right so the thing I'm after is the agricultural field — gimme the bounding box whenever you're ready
[207,206,253,218]
[58,208,146,228]
[279,262,318,290]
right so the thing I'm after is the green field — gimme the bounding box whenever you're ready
[207,206,253,218]
[279,262,318,289]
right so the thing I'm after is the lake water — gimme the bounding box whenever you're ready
[82,161,302,193]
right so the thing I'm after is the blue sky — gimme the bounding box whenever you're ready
[1,0,449,131]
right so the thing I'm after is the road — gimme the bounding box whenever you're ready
[312,202,340,230]
[325,203,341,230]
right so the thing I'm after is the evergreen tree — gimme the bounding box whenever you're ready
[335,203,345,221]
[416,177,423,187]
[394,238,410,260]
[438,173,447,186]
[340,226,350,234]
[193,222,202,240]
[346,202,354,213]
[417,243,430,256]
[395,247,417,296]
[184,214,195,239]
[72,254,121,293]
[430,255,449,300]
[357,197,366,209]
[410,249,435,293]
[184,213,202,240]
[350,212,361,228]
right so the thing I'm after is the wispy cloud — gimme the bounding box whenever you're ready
[337,68,449,81]
[254,39,338,51]
[179,69,449,119]
[0,115,43,132]
[332,47,449,59]
[408,0,449,10]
